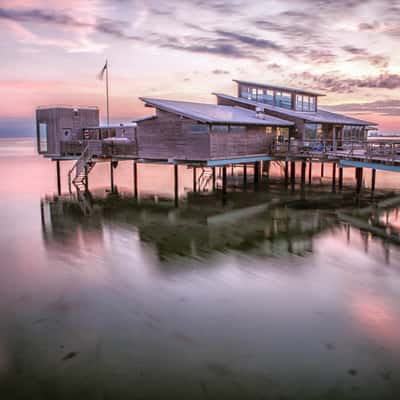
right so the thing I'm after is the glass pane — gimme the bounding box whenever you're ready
[39,123,48,153]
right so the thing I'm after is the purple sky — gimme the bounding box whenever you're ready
[1,0,400,134]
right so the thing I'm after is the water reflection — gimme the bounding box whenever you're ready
[41,186,400,266]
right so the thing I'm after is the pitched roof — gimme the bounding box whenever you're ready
[139,97,294,126]
[233,79,325,97]
[213,93,377,126]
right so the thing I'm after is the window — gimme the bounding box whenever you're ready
[190,124,209,133]
[212,125,229,133]
[230,125,246,133]
[309,96,316,111]
[265,127,273,134]
[260,89,274,105]
[251,88,257,101]
[305,124,323,140]
[39,122,48,153]
[296,95,316,111]
[275,91,292,109]
[240,85,251,99]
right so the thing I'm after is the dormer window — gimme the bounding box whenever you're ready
[295,94,316,112]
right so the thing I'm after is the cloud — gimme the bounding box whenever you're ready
[342,46,389,68]
[212,69,229,75]
[358,21,380,31]
[326,99,400,116]
[290,72,400,93]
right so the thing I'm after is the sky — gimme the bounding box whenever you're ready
[1,0,400,136]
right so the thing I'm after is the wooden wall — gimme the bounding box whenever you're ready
[210,126,270,159]
[36,108,99,155]
[136,110,210,160]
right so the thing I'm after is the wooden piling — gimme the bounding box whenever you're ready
[356,167,363,194]
[290,161,296,182]
[284,161,289,183]
[308,160,312,184]
[193,167,197,192]
[174,164,178,207]
[212,167,216,191]
[133,161,138,198]
[332,163,336,189]
[243,164,247,185]
[301,161,306,184]
[222,166,227,196]
[338,167,343,190]
[56,160,61,195]
[371,168,376,192]
[254,162,260,184]
[321,162,324,177]
[110,161,114,193]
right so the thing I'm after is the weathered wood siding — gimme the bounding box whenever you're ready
[36,107,99,155]
[136,110,210,160]
[210,126,271,159]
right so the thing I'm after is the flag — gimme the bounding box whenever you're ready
[97,60,108,80]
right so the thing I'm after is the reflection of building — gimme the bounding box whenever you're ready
[40,192,338,265]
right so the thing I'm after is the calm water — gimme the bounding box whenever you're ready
[1,138,400,399]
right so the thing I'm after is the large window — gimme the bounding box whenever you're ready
[39,122,48,153]
[343,126,365,141]
[305,124,323,140]
[296,95,316,112]
[275,91,292,109]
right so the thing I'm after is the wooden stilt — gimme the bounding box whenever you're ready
[321,162,324,177]
[254,162,260,184]
[193,167,197,192]
[265,161,270,178]
[174,164,178,207]
[110,161,114,193]
[356,167,363,194]
[56,160,61,195]
[338,167,343,190]
[243,164,247,185]
[308,160,312,184]
[284,161,289,183]
[212,167,216,191]
[290,161,296,181]
[133,161,138,198]
[371,168,376,192]
[332,163,336,189]
[301,161,306,184]
[222,166,227,196]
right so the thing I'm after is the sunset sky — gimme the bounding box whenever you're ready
[1,0,400,135]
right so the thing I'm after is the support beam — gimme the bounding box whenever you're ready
[222,166,227,196]
[133,161,138,198]
[356,167,363,194]
[308,160,312,184]
[338,167,343,190]
[193,167,197,192]
[290,161,296,182]
[301,161,306,184]
[110,161,114,193]
[212,167,216,191]
[332,163,336,189]
[254,162,260,184]
[371,168,376,192]
[56,160,61,195]
[174,164,178,207]
[321,162,324,178]
[264,161,270,178]
[243,164,247,185]
[284,161,289,183]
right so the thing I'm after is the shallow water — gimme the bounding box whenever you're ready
[1,138,400,399]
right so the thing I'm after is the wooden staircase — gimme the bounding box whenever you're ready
[197,167,214,192]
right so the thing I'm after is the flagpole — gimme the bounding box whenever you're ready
[105,59,110,135]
